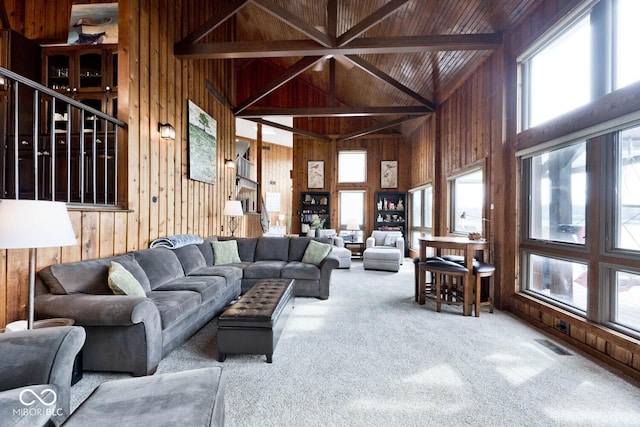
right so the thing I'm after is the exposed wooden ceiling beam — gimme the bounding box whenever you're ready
[177,0,249,46]
[234,56,324,114]
[337,116,422,141]
[249,118,332,142]
[251,0,333,48]
[236,106,434,118]
[337,0,409,46]
[345,55,435,111]
[174,33,502,59]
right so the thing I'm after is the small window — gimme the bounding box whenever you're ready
[526,253,588,312]
[615,125,640,251]
[615,0,640,90]
[450,169,484,234]
[409,185,433,249]
[611,269,640,333]
[338,151,366,183]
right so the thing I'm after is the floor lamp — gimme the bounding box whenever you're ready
[223,199,244,237]
[0,199,76,329]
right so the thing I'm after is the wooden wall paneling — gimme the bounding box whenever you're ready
[98,212,115,258]
[61,211,82,263]
[81,212,99,261]
[126,0,141,252]
[6,249,28,323]
[138,0,152,249]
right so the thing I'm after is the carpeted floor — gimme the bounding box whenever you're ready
[71,260,640,426]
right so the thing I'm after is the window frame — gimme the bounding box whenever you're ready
[337,150,367,184]
[408,184,433,251]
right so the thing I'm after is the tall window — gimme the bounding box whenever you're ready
[450,169,484,233]
[409,185,432,249]
[338,151,366,183]
[615,126,640,251]
[339,190,365,230]
[614,0,640,89]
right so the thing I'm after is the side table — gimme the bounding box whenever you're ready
[344,241,365,259]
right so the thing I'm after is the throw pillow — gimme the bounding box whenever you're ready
[301,239,332,265]
[108,261,146,297]
[384,234,398,246]
[212,240,242,265]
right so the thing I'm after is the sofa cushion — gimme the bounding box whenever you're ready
[235,237,258,262]
[302,240,332,265]
[108,261,146,297]
[38,253,146,295]
[288,237,312,262]
[134,248,185,290]
[145,290,201,328]
[173,245,206,275]
[189,265,244,283]
[255,237,289,261]
[243,260,286,279]
[152,276,228,303]
[212,240,242,265]
[282,261,321,281]
[197,237,217,266]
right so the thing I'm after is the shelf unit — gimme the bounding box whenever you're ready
[300,192,330,232]
[374,191,407,255]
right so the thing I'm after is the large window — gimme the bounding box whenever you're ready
[450,169,484,234]
[521,124,640,335]
[520,0,640,130]
[409,185,432,249]
[338,151,366,183]
[528,142,587,244]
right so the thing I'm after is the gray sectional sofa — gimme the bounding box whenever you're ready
[34,235,338,376]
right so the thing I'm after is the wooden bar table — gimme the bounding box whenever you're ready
[418,236,489,316]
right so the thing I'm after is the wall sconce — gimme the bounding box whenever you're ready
[158,122,176,140]
[225,158,235,169]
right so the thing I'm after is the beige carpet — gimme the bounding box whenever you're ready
[71,260,640,426]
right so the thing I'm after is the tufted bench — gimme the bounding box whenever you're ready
[217,278,295,363]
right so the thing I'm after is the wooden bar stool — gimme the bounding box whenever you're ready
[422,260,469,313]
[472,261,495,317]
[416,257,444,304]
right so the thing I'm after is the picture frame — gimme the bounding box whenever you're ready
[187,99,217,185]
[307,160,324,189]
[381,160,398,188]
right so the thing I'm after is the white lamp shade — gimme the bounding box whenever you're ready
[0,199,77,249]
[223,200,244,217]
[346,219,360,231]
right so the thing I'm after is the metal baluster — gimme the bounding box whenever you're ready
[50,97,56,201]
[13,80,19,199]
[33,89,39,200]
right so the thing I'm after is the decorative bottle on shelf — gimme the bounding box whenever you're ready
[377,199,382,210]
[383,198,388,210]
[377,213,383,222]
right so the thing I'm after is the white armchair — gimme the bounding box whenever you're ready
[366,230,404,264]
[317,229,351,268]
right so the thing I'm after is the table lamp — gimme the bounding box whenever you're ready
[223,199,244,236]
[0,199,77,329]
[346,219,360,242]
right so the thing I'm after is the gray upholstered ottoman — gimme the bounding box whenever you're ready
[64,367,224,426]
[363,247,402,272]
[217,279,294,363]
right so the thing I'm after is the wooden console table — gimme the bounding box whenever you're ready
[418,236,489,316]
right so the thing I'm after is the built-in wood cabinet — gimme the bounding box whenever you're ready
[42,44,118,133]
[300,192,330,233]
[374,191,407,254]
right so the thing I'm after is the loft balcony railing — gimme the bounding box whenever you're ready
[0,66,125,206]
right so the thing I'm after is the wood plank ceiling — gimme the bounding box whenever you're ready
[175,0,539,140]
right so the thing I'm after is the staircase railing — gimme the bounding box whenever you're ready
[0,66,125,206]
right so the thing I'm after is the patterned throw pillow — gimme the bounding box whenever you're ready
[384,234,398,246]
[211,240,242,265]
[301,240,332,265]
[108,261,146,297]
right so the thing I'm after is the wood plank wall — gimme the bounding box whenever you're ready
[0,0,246,327]
[292,134,409,237]
[261,143,293,231]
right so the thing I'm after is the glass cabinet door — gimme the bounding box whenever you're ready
[78,52,103,91]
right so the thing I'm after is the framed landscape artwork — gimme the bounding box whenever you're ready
[381,160,398,188]
[308,161,324,188]
[188,100,217,185]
